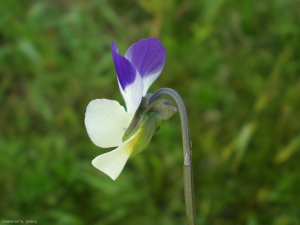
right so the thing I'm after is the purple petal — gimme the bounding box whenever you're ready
[124,38,166,79]
[111,42,137,90]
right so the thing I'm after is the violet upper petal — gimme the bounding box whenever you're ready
[111,41,137,91]
[124,38,166,95]
[111,41,143,113]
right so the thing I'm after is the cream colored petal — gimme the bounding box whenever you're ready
[92,131,139,180]
[85,99,133,148]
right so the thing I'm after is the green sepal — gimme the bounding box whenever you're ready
[130,112,162,158]
[122,97,177,158]
[147,99,177,120]
[122,97,148,142]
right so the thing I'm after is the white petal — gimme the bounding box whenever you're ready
[85,99,133,148]
[111,41,144,114]
[92,131,139,180]
[118,70,143,114]
[142,70,161,96]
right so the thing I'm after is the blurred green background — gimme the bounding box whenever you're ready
[1,0,300,224]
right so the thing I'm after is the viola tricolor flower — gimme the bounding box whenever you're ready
[85,38,176,180]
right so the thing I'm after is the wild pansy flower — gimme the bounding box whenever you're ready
[85,38,176,180]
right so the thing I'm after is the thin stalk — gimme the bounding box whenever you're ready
[149,88,196,225]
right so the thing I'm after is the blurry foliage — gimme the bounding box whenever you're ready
[1,0,300,224]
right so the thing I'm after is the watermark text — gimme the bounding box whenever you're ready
[2,220,37,224]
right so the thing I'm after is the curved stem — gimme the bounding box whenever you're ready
[149,88,196,225]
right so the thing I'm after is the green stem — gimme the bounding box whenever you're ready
[149,88,196,225]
